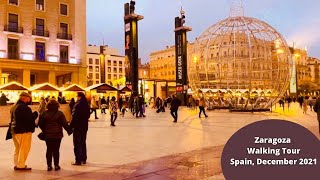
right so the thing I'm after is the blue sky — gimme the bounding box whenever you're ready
[87,0,320,63]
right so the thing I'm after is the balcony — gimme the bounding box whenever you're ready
[57,33,72,40]
[32,29,49,37]
[4,25,23,34]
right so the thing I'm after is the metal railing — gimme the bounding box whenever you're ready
[57,33,72,40]
[32,29,49,37]
[4,25,23,33]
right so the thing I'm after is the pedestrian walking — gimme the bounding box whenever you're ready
[199,97,208,118]
[110,96,118,126]
[302,102,308,114]
[0,93,9,106]
[69,98,75,113]
[101,96,107,114]
[10,92,38,170]
[38,99,72,171]
[38,97,47,115]
[70,92,91,165]
[170,95,181,123]
[90,96,99,119]
[118,97,123,112]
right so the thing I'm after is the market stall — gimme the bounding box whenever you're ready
[86,83,118,101]
[0,82,29,104]
[119,86,132,98]
[61,84,86,101]
[30,83,61,103]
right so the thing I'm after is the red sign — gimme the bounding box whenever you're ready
[176,86,183,92]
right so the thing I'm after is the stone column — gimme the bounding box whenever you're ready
[71,72,79,85]
[23,69,31,87]
[48,71,56,85]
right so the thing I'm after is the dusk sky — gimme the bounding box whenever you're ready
[87,0,320,63]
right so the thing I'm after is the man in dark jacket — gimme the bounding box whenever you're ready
[170,95,181,123]
[11,92,38,170]
[70,92,90,165]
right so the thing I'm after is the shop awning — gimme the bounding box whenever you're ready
[62,84,86,92]
[30,83,61,91]
[86,83,118,91]
[0,82,29,91]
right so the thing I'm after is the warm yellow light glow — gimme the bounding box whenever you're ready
[193,55,198,63]
[276,49,284,54]
[294,53,301,58]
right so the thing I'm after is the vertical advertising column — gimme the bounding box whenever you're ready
[99,46,106,83]
[174,9,192,105]
[124,1,143,97]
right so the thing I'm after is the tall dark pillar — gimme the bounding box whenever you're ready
[124,1,143,97]
[174,9,192,105]
[99,46,106,83]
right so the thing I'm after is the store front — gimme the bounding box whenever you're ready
[62,84,86,101]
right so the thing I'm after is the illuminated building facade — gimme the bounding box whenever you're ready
[0,0,87,87]
[86,45,125,87]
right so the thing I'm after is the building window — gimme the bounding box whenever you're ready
[60,3,68,16]
[8,13,19,32]
[89,66,93,72]
[36,0,44,11]
[108,60,111,66]
[119,61,123,66]
[59,45,68,63]
[96,81,99,84]
[119,75,123,79]
[95,59,99,65]
[95,66,99,72]
[89,58,93,64]
[60,23,68,34]
[119,68,122,73]
[113,75,117,79]
[113,68,117,73]
[108,67,111,73]
[95,74,99,79]
[8,38,19,59]
[88,73,93,79]
[113,61,117,66]
[35,18,45,36]
[108,74,111,79]
[35,42,45,61]
[9,0,18,5]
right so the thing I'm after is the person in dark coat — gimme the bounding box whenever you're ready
[70,92,90,165]
[100,96,107,114]
[118,97,123,112]
[11,92,38,170]
[38,99,72,171]
[313,95,320,135]
[0,93,9,106]
[170,95,181,123]
[69,98,75,113]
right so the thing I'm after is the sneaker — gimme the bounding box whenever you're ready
[95,117,99,119]
[47,166,53,171]
[82,161,86,165]
[54,166,61,171]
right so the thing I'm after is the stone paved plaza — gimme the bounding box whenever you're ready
[0,103,319,180]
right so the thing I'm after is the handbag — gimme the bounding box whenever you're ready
[5,123,12,140]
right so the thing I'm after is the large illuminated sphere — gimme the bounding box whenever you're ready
[188,16,292,110]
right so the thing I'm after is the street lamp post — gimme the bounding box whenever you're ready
[124,0,143,97]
